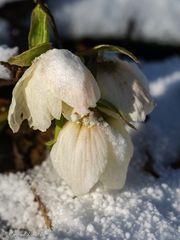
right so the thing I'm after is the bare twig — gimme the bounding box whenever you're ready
[13,144,25,171]
[0,61,26,82]
[31,187,53,230]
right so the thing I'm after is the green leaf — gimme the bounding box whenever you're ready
[28,3,50,49]
[8,42,52,67]
[46,117,66,149]
[78,44,138,62]
[37,1,61,48]
[97,99,136,129]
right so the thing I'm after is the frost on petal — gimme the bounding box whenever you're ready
[8,48,100,132]
[100,119,133,189]
[36,49,100,115]
[50,122,108,196]
[97,59,154,122]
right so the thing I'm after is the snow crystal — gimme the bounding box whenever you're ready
[100,122,128,162]
[49,0,180,44]
[0,173,45,233]
[0,159,179,240]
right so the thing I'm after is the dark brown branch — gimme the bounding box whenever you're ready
[31,187,53,230]
[0,61,26,82]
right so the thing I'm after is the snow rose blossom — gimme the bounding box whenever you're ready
[50,111,134,195]
[96,57,154,122]
[8,49,154,196]
[8,49,100,132]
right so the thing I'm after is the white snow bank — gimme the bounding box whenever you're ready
[49,0,180,44]
[0,173,45,233]
[0,159,179,240]
[0,45,18,79]
[0,57,180,239]
[0,0,22,8]
[141,57,180,168]
[0,18,10,45]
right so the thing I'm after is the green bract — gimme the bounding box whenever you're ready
[28,3,50,49]
[8,43,51,67]
[46,117,66,149]
[97,99,136,129]
[77,44,139,63]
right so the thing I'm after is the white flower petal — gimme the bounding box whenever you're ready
[97,59,154,121]
[8,49,100,132]
[8,61,62,132]
[36,49,100,115]
[25,63,63,131]
[50,121,108,196]
[8,66,33,133]
[62,102,81,122]
[100,119,133,189]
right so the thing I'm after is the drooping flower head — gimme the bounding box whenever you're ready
[8,49,100,132]
[49,56,155,195]
[50,111,133,196]
[96,57,154,122]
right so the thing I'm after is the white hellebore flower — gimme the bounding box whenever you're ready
[96,58,154,122]
[8,48,154,196]
[50,112,133,196]
[8,49,100,132]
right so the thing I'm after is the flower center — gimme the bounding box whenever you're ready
[74,111,104,128]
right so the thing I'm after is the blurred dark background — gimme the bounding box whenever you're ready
[0,0,180,60]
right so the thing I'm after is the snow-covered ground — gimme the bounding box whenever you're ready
[0,47,179,239]
[49,0,180,45]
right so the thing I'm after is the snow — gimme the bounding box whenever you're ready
[49,0,180,44]
[0,160,179,240]
[0,45,18,79]
[0,52,180,239]
[0,1,23,45]
[0,18,10,45]
[0,0,22,8]
[141,57,180,167]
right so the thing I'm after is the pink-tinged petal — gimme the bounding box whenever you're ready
[37,49,100,115]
